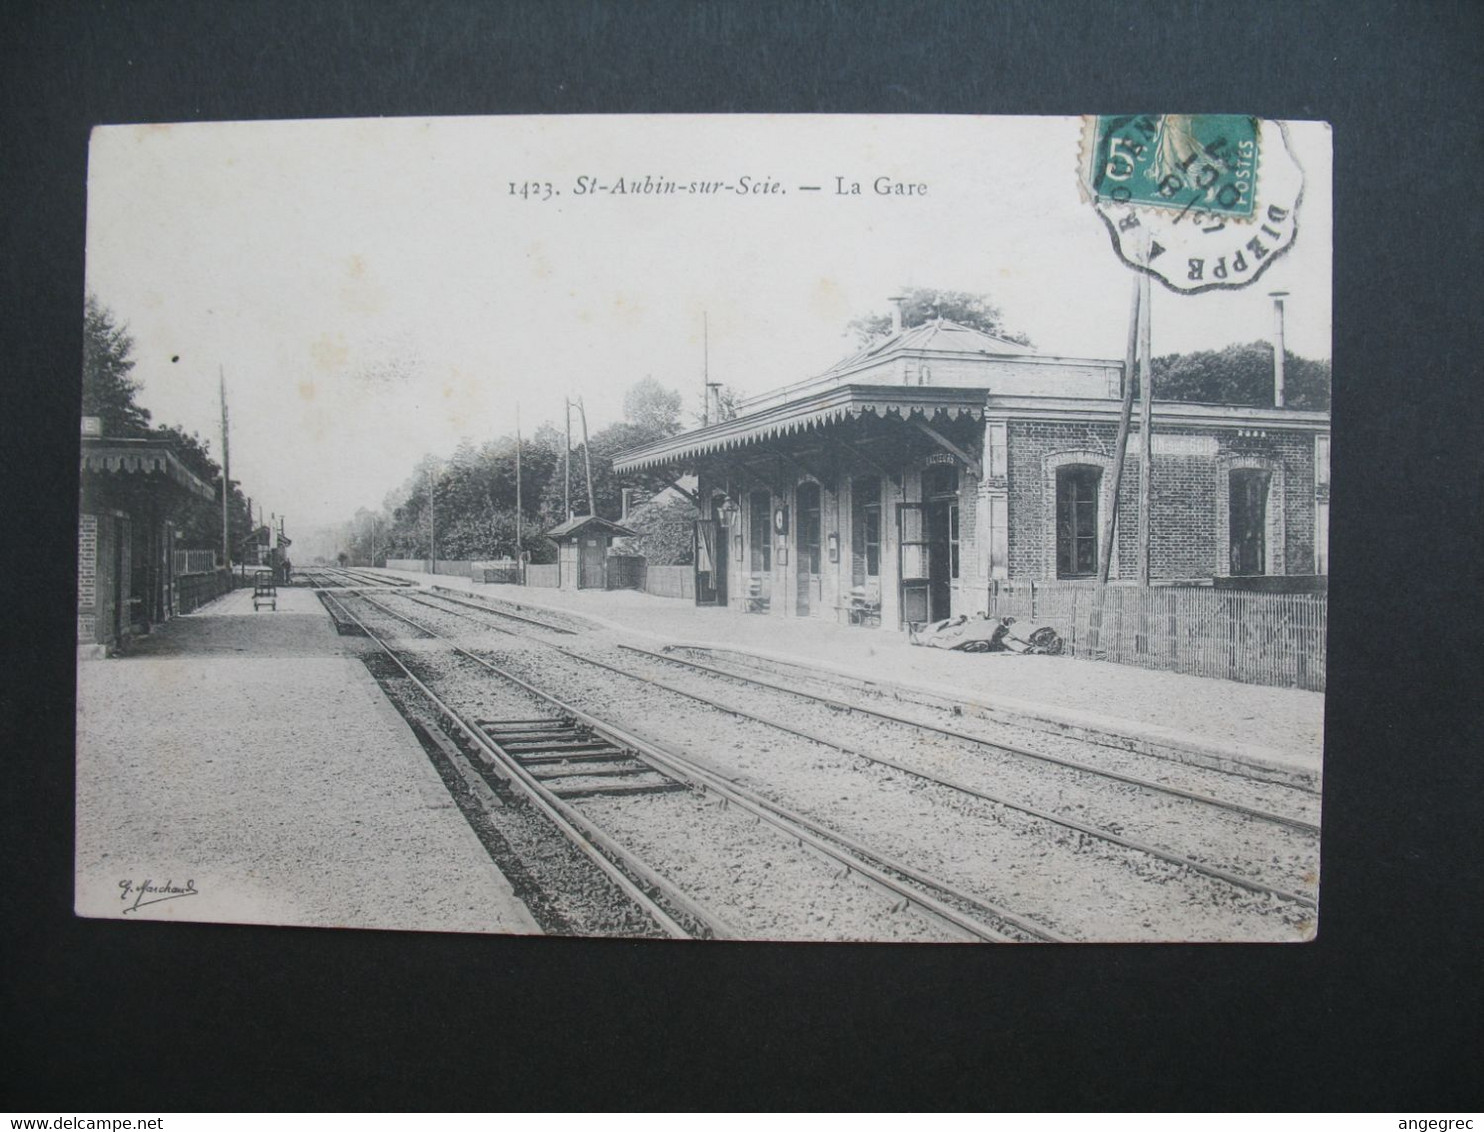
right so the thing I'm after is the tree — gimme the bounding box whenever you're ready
[1151,341,1330,410]
[622,376,683,436]
[80,297,261,557]
[845,287,1033,348]
[713,385,743,422]
[82,294,152,436]
[622,494,698,565]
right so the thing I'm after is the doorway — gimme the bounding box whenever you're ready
[579,536,606,589]
[923,464,959,622]
[695,519,728,605]
[795,482,821,616]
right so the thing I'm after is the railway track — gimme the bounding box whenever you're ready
[341,586,1318,939]
[328,587,1060,942]
[301,566,412,589]
[384,588,1319,888]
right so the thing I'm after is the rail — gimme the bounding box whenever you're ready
[389,587,1318,913]
[319,588,707,940]
[354,589,1054,942]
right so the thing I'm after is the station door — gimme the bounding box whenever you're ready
[579,537,606,589]
[795,483,822,616]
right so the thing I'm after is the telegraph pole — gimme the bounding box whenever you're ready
[219,368,231,571]
[428,461,437,574]
[701,311,710,425]
[578,396,595,516]
[1098,269,1142,587]
[564,399,573,520]
[515,402,523,566]
[1136,267,1154,586]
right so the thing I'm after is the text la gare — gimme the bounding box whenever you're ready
[837,176,928,196]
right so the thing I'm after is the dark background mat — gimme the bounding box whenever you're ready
[3,0,1480,1112]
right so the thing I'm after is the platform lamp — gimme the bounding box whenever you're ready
[719,497,739,527]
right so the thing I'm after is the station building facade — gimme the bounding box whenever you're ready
[78,425,219,654]
[612,318,1330,630]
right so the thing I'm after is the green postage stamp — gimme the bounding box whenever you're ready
[1080,114,1306,294]
[1084,114,1260,219]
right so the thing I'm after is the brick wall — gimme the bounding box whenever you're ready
[77,513,98,643]
[1007,420,1318,581]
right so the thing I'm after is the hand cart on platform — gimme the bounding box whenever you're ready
[252,569,277,611]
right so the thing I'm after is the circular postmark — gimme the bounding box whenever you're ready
[1080,115,1303,293]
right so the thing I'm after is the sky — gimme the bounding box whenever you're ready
[85,115,1331,533]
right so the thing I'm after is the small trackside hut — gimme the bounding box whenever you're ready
[611,316,1330,633]
[546,514,638,591]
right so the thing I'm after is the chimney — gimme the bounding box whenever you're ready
[888,295,907,335]
[1270,291,1289,408]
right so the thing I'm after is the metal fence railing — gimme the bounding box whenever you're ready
[173,549,219,575]
[985,580,1327,691]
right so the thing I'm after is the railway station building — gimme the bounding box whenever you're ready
[612,317,1331,631]
[77,420,219,655]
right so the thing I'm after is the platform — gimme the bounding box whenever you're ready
[372,567,1325,786]
[74,584,540,934]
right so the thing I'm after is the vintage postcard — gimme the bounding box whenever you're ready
[76,114,1330,941]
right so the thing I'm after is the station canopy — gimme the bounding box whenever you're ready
[80,437,217,502]
[611,383,990,483]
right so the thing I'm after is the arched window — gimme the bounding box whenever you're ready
[1056,465,1101,578]
[1228,469,1271,576]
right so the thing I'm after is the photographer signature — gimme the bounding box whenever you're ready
[118,878,199,914]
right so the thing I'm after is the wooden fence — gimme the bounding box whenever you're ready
[643,564,694,600]
[984,581,1327,691]
[606,555,645,590]
[385,558,482,577]
[525,563,561,588]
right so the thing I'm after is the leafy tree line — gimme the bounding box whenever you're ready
[335,288,1328,569]
[83,295,256,556]
[334,377,699,567]
[1151,341,1330,410]
[853,288,1330,408]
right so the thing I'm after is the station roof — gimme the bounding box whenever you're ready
[546,514,638,541]
[80,438,216,501]
[612,384,990,474]
[824,318,1031,375]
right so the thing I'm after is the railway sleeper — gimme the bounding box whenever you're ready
[549,780,690,800]
[514,748,631,766]
[526,759,652,781]
[500,738,614,756]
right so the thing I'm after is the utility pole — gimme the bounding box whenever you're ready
[1098,269,1142,587]
[515,402,523,568]
[428,461,437,574]
[1136,266,1154,586]
[219,368,231,571]
[578,396,595,516]
[564,398,573,520]
[701,311,710,426]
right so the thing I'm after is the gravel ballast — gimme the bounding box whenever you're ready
[357,590,1316,941]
